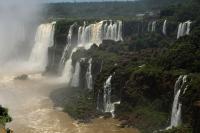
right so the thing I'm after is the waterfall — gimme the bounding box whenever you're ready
[117,20,123,41]
[71,61,81,87]
[78,20,123,49]
[177,21,192,39]
[29,21,56,72]
[103,75,112,113]
[86,58,93,90]
[148,22,151,32]
[60,48,78,84]
[151,21,156,32]
[61,20,123,84]
[78,21,104,49]
[103,75,120,117]
[100,60,103,73]
[163,20,167,35]
[97,90,101,111]
[60,23,76,65]
[166,75,188,129]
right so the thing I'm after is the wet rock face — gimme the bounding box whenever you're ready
[47,21,79,74]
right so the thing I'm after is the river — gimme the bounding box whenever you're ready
[0,73,139,133]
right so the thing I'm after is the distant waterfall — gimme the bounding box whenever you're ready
[166,75,188,129]
[71,61,81,87]
[163,20,167,35]
[151,21,156,32]
[97,90,101,110]
[61,20,123,84]
[29,21,56,72]
[177,21,192,39]
[78,20,123,49]
[103,75,120,117]
[60,23,76,65]
[147,21,156,32]
[86,58,93,90]
[148,22,151,32]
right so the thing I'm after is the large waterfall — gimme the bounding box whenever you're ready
[60,23,76,65]
[86,58,93,90]
[60,20,123,84]
[166,75,188,129]
[177,21,192,39]
[29,21,56,72]
[78,20,123,49]
[162,20,167,35]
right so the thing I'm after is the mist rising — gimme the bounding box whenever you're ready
[0,0,42,72]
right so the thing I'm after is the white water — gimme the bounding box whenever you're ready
[104,75,113,113]
[86,58,93,90]
[60,23,76,65]
[78,20,123,49]
[163,20,167,35]
[29,22,56,72]
[61,20,123,84]
[151,21,156,32]
[103,75,120,117]
[177,21,192,39]
[167,75,188,129]
[71,61,81,87]
[60,48,78,84]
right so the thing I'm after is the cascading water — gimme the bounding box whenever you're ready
[117,21,123,41]
[166,75,188,129]
[60,20,123,84]
[103,75,120,117]
[78,21,104,49]
[86,58,93,90]
[163,20,167,35]
[61,48,78,84]
[177,21,192,39]
[104,75,113,112]
[71,61,81,87]
[151,21,156,32]
[148,22,151,32]
[78,20,123,49]
[96,90,101,111]
[60,23,76,65]
[29,21,56,72]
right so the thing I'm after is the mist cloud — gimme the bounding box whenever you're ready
[0,0,42,66]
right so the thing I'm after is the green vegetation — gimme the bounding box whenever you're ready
[64,88,96,121]
[158,126,192,133]
[0,105,12,126]
[44,0,186,20]
[50,0,200,132]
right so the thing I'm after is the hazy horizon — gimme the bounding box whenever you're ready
[43,0,136,3]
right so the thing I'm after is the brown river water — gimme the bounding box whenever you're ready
[0,73,139,133]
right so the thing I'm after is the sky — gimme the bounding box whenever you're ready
[43,0,135,3]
